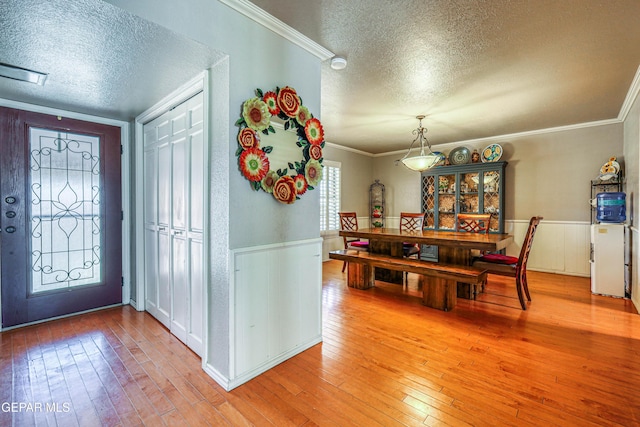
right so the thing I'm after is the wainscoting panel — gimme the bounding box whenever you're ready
[231,238,323,388]
[506,220,590,276]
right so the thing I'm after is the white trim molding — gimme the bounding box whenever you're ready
[217,0,334,60]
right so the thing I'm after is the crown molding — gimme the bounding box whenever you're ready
[218,0,334,60]
[324,141,374,157]
[366,118,622,158]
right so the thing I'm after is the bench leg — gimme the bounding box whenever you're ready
[347,262,375,289]
[421,276,457,311]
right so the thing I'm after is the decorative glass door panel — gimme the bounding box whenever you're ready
[422,175,436,228]
[460,172,480,214]
[483,170,501,231]
[30,128,102,293]
[438,173,456,230]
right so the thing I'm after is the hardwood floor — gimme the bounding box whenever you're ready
[1,260,639,426]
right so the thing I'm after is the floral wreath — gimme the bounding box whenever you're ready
[235,86,324,204]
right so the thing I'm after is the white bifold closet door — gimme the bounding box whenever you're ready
[143,92,205,356]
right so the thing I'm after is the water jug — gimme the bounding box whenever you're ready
[596,192,626,223]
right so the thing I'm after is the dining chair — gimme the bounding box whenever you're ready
[399,212,425,284]
[338,212,370,272]
[456,213,491,297]
[455,213,491,234]
[471,216,543,310]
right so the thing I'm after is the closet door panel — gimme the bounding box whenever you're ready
[157,143,171,227]
[171,234,188,342]
[144,228,158,317]
[188,238,204,356]
[143,151,157,226]
[189,130,204,232]
[171,136,187,230]
[156,229,171,328]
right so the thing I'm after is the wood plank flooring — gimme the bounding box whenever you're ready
[1,260,639,426]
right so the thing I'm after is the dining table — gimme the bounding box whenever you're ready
[339,227,514,297]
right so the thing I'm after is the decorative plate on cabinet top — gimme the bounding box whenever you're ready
[481,143,503,162]
[432,151,446,166]
[449,146,471,165]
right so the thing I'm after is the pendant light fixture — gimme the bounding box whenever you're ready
[400,115,440,172]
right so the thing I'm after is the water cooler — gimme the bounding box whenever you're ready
[590,192,626,297]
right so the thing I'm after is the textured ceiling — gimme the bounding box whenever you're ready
[250,0,640,154]
[0,0,223,121]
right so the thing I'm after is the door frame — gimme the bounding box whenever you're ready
[0,99,131,329]
[133,71,210,315]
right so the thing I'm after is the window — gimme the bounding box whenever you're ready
[319,160,341,234]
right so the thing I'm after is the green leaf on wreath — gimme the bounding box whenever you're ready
[263,146,273,154]
[262,129,269,136]
[284,120,290,131]
[296,141,302,147]
[252,181,261,191]
[288,162,294,169]
[308,185,314,190]
[235,117,245,126]
[256,88,263,97]
[268,125,275,133]
[235,146,243,156]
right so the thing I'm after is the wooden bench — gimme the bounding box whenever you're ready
[329,249,487,311]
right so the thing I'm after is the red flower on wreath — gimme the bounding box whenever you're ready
[293,174,308,195]
[237,128,259,150]
[239,147,269,182]
[263,91,280,116]
[304,118,324,145]
[308,144,323,160]
[273,175,297,204]
[277,86,300,118]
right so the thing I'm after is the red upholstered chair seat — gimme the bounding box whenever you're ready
[349,240,369,249]
[477,253,518,265]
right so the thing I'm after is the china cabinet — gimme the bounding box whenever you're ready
[421,161,507,261]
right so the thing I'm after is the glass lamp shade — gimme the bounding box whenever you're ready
[401,154,440,172]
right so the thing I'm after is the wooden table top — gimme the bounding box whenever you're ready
[340,227,513,252]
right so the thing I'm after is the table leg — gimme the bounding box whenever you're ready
[369,239,404,284]
[347,262,375,289]
[421,276,456,311]
[438,246,477,299]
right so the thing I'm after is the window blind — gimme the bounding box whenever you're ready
[320,162,341,232]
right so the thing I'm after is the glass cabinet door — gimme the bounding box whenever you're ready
[483,169,501,231]
[437,173,456,230]
[422,175,436,229]
[459,171,480,214]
